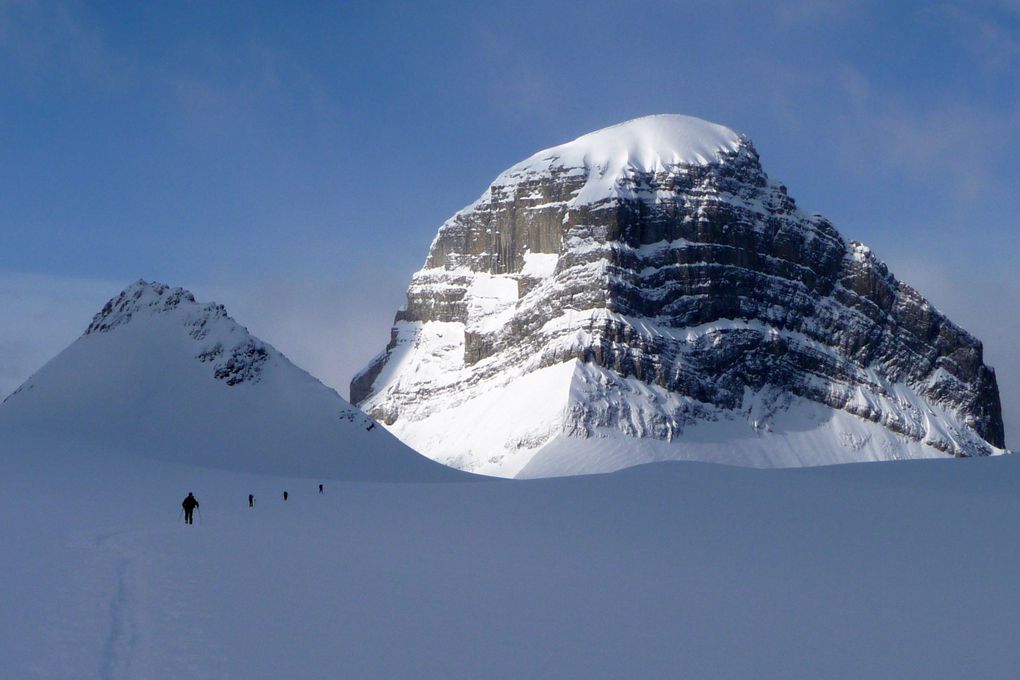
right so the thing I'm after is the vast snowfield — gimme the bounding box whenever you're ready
[4,431,1019,679]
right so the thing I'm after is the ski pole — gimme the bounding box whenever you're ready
[197,507,203,523]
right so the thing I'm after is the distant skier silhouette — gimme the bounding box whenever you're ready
[182,492,199,525]
[248,494,254,508]
[283,491,288,501]
[318,484,324,494]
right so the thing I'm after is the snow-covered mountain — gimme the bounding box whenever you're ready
[352,114,1008,477]
[0,280,464,481]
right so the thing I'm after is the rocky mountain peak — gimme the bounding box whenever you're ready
[353,115,1006,477]
[85,279,227,335]
[83,280,270,387]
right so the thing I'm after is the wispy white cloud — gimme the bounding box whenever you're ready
[831,64,1020,201]
[937,1,1020,71]
[205,272,407,399]
[772,0,855,27]
[0,0,124,89]
[168,40,342,142]
[469,25,565,122]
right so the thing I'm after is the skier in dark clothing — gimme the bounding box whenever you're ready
[182,492,199,524]
[283,491,288,501]
[248,494,254,508]
[318,484,324,494]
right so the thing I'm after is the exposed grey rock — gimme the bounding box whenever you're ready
[88,279,273,387]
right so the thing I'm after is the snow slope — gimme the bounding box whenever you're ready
[3,432,1020,679]
[0,280,464,482]
[515,360,988,478]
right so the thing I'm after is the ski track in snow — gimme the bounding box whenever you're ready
[95,529,144,680]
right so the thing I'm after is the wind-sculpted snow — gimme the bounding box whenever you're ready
[2,280,466,482]
[353,114,1007,477]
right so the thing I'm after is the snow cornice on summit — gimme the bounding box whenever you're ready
[486,114,747,208]
[507,114,743,176]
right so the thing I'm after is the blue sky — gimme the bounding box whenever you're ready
[1,0,1018,446]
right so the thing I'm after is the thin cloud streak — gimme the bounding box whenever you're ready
[206,273,407,400]
[831,64,1020,201]
[0,0,124,89]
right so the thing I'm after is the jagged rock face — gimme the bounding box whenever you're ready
[85,280,272,387]
[353,115,1006,477]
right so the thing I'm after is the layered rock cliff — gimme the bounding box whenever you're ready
[352,115,1006,477]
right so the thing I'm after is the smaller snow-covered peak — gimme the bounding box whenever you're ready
[2,278,468,481]
[82,279,272,387]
